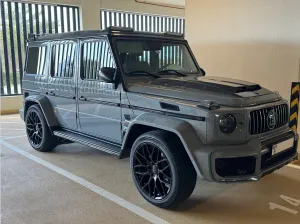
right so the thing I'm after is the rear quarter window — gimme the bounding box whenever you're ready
[26,46,48,75]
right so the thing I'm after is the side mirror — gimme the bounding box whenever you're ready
[99,67,116,82]
[199,67,206,76]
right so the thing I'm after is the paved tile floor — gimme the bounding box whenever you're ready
[1,114,300,224]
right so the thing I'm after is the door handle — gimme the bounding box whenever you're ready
[79,96,86,101]
[72,96,76,100]
[49,91,55,96]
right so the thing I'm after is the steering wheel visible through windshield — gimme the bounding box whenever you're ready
[115,39,200,78]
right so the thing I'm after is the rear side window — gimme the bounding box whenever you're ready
[26,46,48,75]
[81,40,115,80]
[51,42,76,78]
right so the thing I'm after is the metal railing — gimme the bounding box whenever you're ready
[100,9,185,34]
[0,0,80,96]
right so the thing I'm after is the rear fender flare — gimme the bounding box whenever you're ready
[24,95,59,127]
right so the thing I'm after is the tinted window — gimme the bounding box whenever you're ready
[81,40,115,80]
[51,42,76,78]
[115,40,199,75]
[26,46,48,75]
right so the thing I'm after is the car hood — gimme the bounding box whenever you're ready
[127,76,281,107]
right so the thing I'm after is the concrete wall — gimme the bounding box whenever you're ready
[0,0,184,114]
[185,0,300,101]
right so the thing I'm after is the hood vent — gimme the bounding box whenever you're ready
[160,102,180,111]
[235,85,261,93]
[150,78,261,94]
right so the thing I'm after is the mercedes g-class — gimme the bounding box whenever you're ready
[20,27,298,208]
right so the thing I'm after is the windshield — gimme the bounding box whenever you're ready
[115,39,200,77]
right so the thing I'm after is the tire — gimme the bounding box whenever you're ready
[25,104,57,152]
[130,130,197,208]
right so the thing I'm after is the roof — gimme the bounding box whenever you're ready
[28,26,184,42]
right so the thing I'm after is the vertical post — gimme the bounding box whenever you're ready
[8,1,18,94]
[289,82,300,131]
[1,0,11,95]
[48,5,53,33]
[66,7,70,32]
[54,5,58,33]
[60,6,65,32]
[15,2,24,88]
[35,4,40,34]
[41,5,46,33]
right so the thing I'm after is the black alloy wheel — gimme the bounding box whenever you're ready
[132,142,172,200]
[26,110,43,148]
[25,105,57,152]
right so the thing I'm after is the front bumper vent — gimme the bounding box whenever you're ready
[215,156,256,177]
[249,104,288,135]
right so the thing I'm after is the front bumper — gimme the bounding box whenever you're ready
[194,128,298,182]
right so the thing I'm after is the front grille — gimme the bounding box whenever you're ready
[249,104,288,135]
[215,157,256,177]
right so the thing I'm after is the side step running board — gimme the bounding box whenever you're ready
[53,130,121,156]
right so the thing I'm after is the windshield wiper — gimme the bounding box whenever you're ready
[158,69,187,77]
[128,70,161,78]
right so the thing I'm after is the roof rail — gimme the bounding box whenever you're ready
[163,31,184,38]
[105,26,134,33]
[27,33,49,41]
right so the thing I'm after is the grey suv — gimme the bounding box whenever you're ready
[20,27,298,208]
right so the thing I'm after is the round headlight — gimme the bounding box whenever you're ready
[219,114,236,134]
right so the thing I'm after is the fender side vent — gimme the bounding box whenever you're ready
[160,102,180,111]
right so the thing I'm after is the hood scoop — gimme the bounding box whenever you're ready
[150,77,261,94]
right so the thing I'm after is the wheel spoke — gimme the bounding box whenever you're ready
[149,145,155,162]
[135,171,149,176]
[157,178,166,196]
[142,144,151,162]
[159,178,171,187]
[159,171,171,181]
[134,164,147,168]
[159,164,170,173]
[28,115,34,124]
[154,181,163,197]
[37,132,42,139]
[157,158,167,164]
[29,131,35,138]
[134,153,147,166]
[141,175,151,188]
[156,147,160,163]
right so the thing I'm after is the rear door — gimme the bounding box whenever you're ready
[48,40,78,130]
[77,38,122,143]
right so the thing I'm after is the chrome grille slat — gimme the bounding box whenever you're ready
[259,110,263,133]
[279,105,282,126]
[262,108,266,133]
[249,104,288,135]
[274,106,278,128]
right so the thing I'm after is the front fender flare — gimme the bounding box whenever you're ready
[24,95,59,127]
[121,113,205,178]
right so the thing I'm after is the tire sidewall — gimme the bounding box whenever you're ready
[130,134,179,207]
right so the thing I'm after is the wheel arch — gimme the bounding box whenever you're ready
[24,95,59,128]
[120,113,205,178]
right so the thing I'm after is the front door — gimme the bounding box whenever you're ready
[77,38,122,143]
[48,40,78,130]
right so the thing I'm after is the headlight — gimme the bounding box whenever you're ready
[219,114,236,134]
